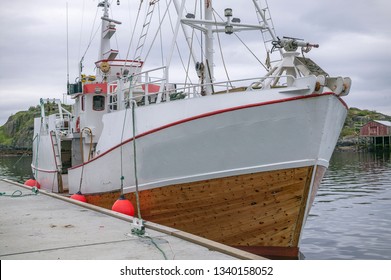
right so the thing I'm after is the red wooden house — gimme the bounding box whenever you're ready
[360,120,391,148]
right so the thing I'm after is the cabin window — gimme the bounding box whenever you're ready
[81,95,85,111]
[93,95,105,111]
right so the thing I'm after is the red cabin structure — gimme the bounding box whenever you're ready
[360,120,391,148]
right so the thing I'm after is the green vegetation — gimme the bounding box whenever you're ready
[0,126,13,146]
[0,106,39,150]
[0,103,72,152]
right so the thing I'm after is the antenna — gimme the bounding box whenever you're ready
[66,2,70,93]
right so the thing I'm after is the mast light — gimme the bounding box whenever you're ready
[224,8,233,17]
[225,25,234,35]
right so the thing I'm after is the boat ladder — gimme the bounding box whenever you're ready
[50,131,62,172]
[133,1,158,62]
[253,0,282,65]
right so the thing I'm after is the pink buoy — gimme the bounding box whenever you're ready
[112,195,135,216]
[24,179,41,189]
[70,191,87,203]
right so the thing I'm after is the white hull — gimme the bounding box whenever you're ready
[59,90,347,195]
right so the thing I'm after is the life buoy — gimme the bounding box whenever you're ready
[75,117,80,133]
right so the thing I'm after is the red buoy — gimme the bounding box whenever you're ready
[112,195,135,216]
[70,191,87,203]
[24,179,41,189]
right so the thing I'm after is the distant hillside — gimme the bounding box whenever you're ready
[340,107,391,138]
[0,106,390,153]
[0,103,71,153]
[0,106,39,152]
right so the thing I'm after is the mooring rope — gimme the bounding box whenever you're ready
[140,235,168,260]
[0,187,39,198]
[131,100,142,221]
[119,100,129,195]
[126,100,168,259]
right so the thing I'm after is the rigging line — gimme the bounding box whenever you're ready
[163,0,193,85]
[143,0,173,63]
[200,0,203,62]
[66,2,70,86]
[109,0,121,59]
[183,0,199,87]
[234,34,268,71]
[182,0,202,86]
[126,0,135,63]
[12,153,27,168]
[77,0,86,62]
[81,25,101,62]
[213,9,268,72]
[123,1,143,66]
[212,10,232,88]
[110,0,121,59]
[184,27,196,88]
[157,2,164,66]
[80,7,100,62]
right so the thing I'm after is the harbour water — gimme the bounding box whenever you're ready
[300,151,391,260]
[1,151,390,260]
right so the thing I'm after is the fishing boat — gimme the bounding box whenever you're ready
[31,0,351,258]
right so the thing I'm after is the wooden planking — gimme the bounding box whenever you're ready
[142,164,309,246]
[86,166,314,251]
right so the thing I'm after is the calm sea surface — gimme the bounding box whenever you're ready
[1,151,390,260]
[300,151,391,260]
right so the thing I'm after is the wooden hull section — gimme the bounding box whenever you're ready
[85,165,323,258]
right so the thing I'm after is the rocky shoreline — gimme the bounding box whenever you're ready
[0,148,32,156]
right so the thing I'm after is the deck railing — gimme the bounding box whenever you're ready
[107,67,295,111]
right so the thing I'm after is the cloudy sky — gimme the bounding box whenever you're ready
[1,0,390,126]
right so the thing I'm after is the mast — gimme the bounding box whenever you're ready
[98,0,111,61]
[204,0,214,95]
[96,0,121,81]
[180,0,268,95]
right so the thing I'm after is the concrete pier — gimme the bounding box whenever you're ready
[0,179,263,260]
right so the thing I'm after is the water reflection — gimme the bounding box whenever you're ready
[301,151,391,260]
[0,154,32,183]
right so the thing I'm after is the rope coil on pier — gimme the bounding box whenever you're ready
[0,187,39,198]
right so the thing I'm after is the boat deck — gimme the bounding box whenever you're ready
[0,179,263,260]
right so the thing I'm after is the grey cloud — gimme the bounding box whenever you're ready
[1,0,390,126]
